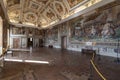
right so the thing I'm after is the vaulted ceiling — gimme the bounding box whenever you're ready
[3,0,102,29]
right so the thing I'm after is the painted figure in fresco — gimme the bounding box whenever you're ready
[101,22,115,38]
[75,29,80,36]
[115,12,120,38]
[91,25,96,37]
[101,8,116,38]
[84,26,89,38]
[96,23,104,37]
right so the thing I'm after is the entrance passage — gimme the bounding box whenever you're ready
[27,38,33,48]
[61,36,67,49]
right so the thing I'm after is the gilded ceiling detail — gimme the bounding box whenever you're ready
[67,0,84,8]
[5,0,102,28]
[24,12,38,23]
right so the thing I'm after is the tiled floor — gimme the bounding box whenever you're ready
[0,47,120,80]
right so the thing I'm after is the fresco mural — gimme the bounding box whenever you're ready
[13,38,20,48]
[11,26,45,36]
[12,27,26,35]
[21,38,27,48]
[51,27,58,42]
[12,27,21,34]
[46,27,58,44]
[70,4,120,42]
[11,26,44,49]
[70,18,84,41]
[60,22,67,35]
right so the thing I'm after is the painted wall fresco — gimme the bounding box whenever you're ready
[44,3,120,57]
[10,26,45,48]
[60,23,67,35]
[21,38,27,48]
[34,29,44,36]
[45,27,58,44]
[13,38,20,48]
[11,26,45,36]
[52,27,58,42]
[70,5,120,42]
[12,27,26,35]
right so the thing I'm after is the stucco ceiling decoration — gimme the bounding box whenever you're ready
[67,0,85,8]
[5,0,102,28]
[24,12,38,23]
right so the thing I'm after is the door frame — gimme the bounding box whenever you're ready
[61,36,67,49]
[27,37,33,48]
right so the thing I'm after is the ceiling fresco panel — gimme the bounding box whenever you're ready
[7,0,20,7]
[52,0,67,17]
[67,0,84,8]
[28,1,44,12]
[24,12,37,24]
[8,10,20,21]
[38,16,48,26]
[43,6,57,22]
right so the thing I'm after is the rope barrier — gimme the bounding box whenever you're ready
[90,52,107,80]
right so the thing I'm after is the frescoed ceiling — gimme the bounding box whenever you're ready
[4,0,102,28]
[67,0,84,8]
